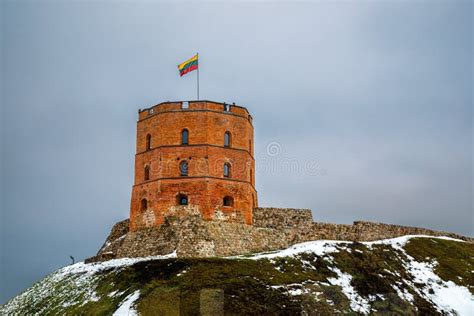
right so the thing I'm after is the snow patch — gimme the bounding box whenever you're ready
[404,256,473,315]
[288,288,303,296]
[113,290,140,316]
[58,251,177,276]
[364,235,464,250]
[238,240,343,259]
[328,267,370,314]
[392,284,414,303]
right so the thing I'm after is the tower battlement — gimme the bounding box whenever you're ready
[129,100,257,231]
[138,100,253,123]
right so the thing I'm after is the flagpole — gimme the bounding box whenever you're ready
[197,52,200,100]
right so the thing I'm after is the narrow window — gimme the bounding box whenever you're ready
[182,129,189,145]
[177,194,188,205]
[223,103,231,112]
[249,139,252,152]
[180,160,188,176]
[224,131,231,147]
[146,134,151,150]
[144,165,150,181]
[224,163,231,178]
[140,199,147,211]
[250,169,252,183]
[223,196,233,207]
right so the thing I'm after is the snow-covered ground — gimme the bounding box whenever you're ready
[239,235,464,259]
[235,235,473,315]
[1,236,472,315]
[1,252,177,315]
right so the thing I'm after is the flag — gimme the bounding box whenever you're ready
[178,54,198,77]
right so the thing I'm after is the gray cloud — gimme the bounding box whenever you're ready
[1,0,472,303]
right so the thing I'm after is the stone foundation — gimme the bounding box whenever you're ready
[86,207,472,262]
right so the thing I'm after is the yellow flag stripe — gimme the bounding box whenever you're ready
[178,54,198,70]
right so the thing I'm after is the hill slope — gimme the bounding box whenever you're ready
[2,236,473,315]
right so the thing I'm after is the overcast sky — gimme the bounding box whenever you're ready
[1,0,472,303]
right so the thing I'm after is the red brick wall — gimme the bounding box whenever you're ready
[130,101,257,231]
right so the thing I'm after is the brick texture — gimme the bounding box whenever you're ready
[129,101,257,231]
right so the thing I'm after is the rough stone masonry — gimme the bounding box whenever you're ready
[87,207,472,262]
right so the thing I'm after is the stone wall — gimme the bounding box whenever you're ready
[90,216,288,259]
[252,207,313,229]
[88,208,472,262]
[319,221,470,242]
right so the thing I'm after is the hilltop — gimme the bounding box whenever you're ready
[86,207,472,261]
[2,235,473,315]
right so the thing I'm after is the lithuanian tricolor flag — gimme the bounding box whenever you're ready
[178,54,198,77]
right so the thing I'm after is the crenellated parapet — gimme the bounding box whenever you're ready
[138,100,253,124]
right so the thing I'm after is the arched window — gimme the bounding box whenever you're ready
[180,160,188,176]
[223,196,233,207]
[177,194,188,205]
[140,198,147,211]
[146,134,151,151]
[181,129,189,145]
[144,165,150,181]
[223,163,231,178]
[224,131,231,147]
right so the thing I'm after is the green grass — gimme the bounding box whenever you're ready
[2,237,472,315]
[404,238,474,294]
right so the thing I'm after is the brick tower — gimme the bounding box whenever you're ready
[129,101,257,231]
